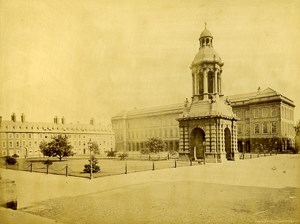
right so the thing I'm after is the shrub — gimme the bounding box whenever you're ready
[5,156,17,165]
[83,156,100,173]
[106,150,117,157]
[43,159,53,166]
[12,154,19,158]
[119,153,128,160]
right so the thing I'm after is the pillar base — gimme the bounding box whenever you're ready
[219,152,227,163]
[233,152,240,161]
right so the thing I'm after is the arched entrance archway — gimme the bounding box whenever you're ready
[224,128,231,160]
[191,128,205,159]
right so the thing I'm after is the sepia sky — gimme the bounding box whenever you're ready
[0,0,300,125]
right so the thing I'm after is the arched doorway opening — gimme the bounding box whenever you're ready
[224,128,231,160]
[190,128,205,160]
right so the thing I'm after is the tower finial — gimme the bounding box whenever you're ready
[205,22,207,29]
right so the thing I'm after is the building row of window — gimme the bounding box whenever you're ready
[0,133,113,140]
[235,107,279,120]
[128,128,179,140]
[237,122,278,135]
[1,139,113,149]
[253,122,277,135]
[1,124,110,132]
[1,145,114,157]
[113,116,179,130]
[282,106,294,120]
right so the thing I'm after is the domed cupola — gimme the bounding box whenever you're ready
[191,24,223,67]
[190,24,224,101]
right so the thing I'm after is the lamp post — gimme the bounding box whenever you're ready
[88,139,93,180]
[242,141,245,159]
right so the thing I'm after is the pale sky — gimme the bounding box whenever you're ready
[1,0,300,125]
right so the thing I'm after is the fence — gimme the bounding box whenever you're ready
[239,150,277,160]
[0,157,199,179]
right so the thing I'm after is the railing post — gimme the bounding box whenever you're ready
[47,164,49,174]
[152,161,155,171]
[125,162,127,174]
[66,164,68,177]
[190,160,192,166]
[174,160,177,168]
[30,163,33,172]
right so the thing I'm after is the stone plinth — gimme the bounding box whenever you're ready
[0,179,17,210]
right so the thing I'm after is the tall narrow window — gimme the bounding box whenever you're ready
[263,122,268,134]
[271,122,277,134]
[254,124,260,134]
[208,72,214,94]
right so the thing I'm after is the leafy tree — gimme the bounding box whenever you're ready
[83,155,100,173]
[88,141,100,155]
[145,137,165,154]
[5,156,17,165]
[39,135,73,161]
[296,120,300,134]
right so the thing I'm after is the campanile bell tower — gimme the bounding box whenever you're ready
[178,24,239,163]
[191,23,223,102]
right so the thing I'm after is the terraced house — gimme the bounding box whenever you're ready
[0,113,115,158]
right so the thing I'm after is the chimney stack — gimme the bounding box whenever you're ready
[21,113,25,123]
[90,118,94,125]
[62,116,65,124]
[11,113,16,122]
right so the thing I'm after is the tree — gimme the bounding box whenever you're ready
[83,155,100,173]
[106,150,117,157]
[89,141,100,155]
[144,137,165,154]
[40,135,73,161]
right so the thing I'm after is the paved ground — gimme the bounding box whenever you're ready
[1,154,300,223]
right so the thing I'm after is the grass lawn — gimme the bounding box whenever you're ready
[0,156,196,178]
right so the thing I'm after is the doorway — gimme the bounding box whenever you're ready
[190,128,206,159]
[224,128,232,160]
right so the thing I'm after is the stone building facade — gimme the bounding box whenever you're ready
[112,87,295,156]
[229,88,295,153]
[112,104,182,153]
[0,113,115,158]
[111,27,296,156]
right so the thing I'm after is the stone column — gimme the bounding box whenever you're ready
[219,71,223,96]
[192,73,195,96]
[195,73,199,95]
[203,69,208,100]
[214,69,218,94]
[214,69,219,100]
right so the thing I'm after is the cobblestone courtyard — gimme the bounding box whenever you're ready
[1,154,300,223]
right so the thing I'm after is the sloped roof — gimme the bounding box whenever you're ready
[228,87,294,107]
